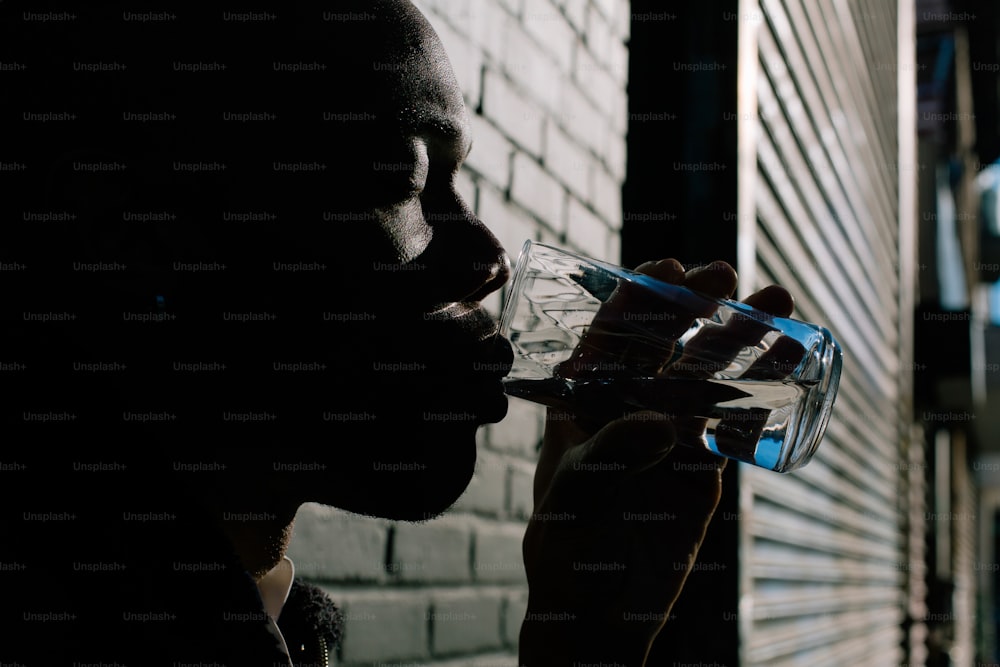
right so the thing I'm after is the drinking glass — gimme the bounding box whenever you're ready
[498,241,843,472]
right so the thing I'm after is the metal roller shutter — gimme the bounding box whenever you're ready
[736,0,912,664]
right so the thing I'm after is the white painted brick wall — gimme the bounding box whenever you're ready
[510,152,563,225]
[289,1,630,664]
[472,520,527,585]
[545,122,592,201]
[333,589,431,663]
[452,447,508,517]
[483,399,544,459]
[575,42,620,119]
[482,71,545,157]
[507,460,536,521]
[560,0,588,34]
[522,1,577,73]
[591,160,624,229]
[420,654,519,667]
[455,168,478,216]
[465,114,513,189]
[477,183,538,260]
[429,589,505,655]
[391,515,473,583]
[503,25,564,113]
[287,503,389,583]
[566,195,612,261]
[503,591,529,646]
[430,13,484,108]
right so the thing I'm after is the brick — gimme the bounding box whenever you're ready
[510,152,563,226]
[590,0,616,22]
[590,163,623,228]
[427,0,477,37]
[594,124,620,172]
[544,121,592,200]
[286,503,388,582]
[482,70,545,156]
[504,591,529,646]
[557,78,606,156]
[605,122,626,181]
[606,228,622,263]
[586,3,614,61]
[575,43,621,120]
[566,195,611,260]
[521,0,577,73]
[466,112,513,190]
[501,23,564,111]
[453,446,508,517]
[335,589,430,663]
[425,10,484,109]
[429,589,505,655]
[497,0,523,18]
[608,36,629,84]
[419,653,520,667]
[485,395,545,459]
[391,514,472,583]
[473,520,527,584]
[410,0,436,14]
[614,0,632,41]
[508,459,536,520]
[477,181,537,260]
[560,0,588,34]
[614,87,630,136]
[472,0,510,61]
[537,225,563,247]
[611,90,629,141]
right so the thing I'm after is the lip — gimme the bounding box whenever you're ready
[425,303,512,423]
[468,376,510,423]
[486,333,515,378]
[425,302,514,377]
[426,301,501,339]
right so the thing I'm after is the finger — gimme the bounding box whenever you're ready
[686,286,801,462]
[742,284,794,318]
[656,283,797,462]
[634,258,685,284]
[663,284,796,379]
[560,260,715,380]
[681,261,738,300]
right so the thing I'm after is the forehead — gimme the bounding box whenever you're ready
[360,3,471,146]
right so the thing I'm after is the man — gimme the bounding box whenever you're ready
[1,1,793,665]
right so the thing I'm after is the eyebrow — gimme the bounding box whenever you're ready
[402,112,472,158]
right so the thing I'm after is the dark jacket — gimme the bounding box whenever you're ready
[3,483,341,666]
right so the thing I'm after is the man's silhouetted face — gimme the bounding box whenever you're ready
[4,0,512,519]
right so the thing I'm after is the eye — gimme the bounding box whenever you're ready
[407,172,427,197]
[405,147,430,198]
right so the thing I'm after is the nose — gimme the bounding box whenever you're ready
[463,246,511,303]
[418,190,512,307]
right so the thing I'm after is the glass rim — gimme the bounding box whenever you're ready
[498,239,535,337]
[500,239,844,344]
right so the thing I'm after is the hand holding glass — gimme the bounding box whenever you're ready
[498,241,843,472]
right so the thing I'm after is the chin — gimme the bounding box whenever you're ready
[310,418,483,521]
